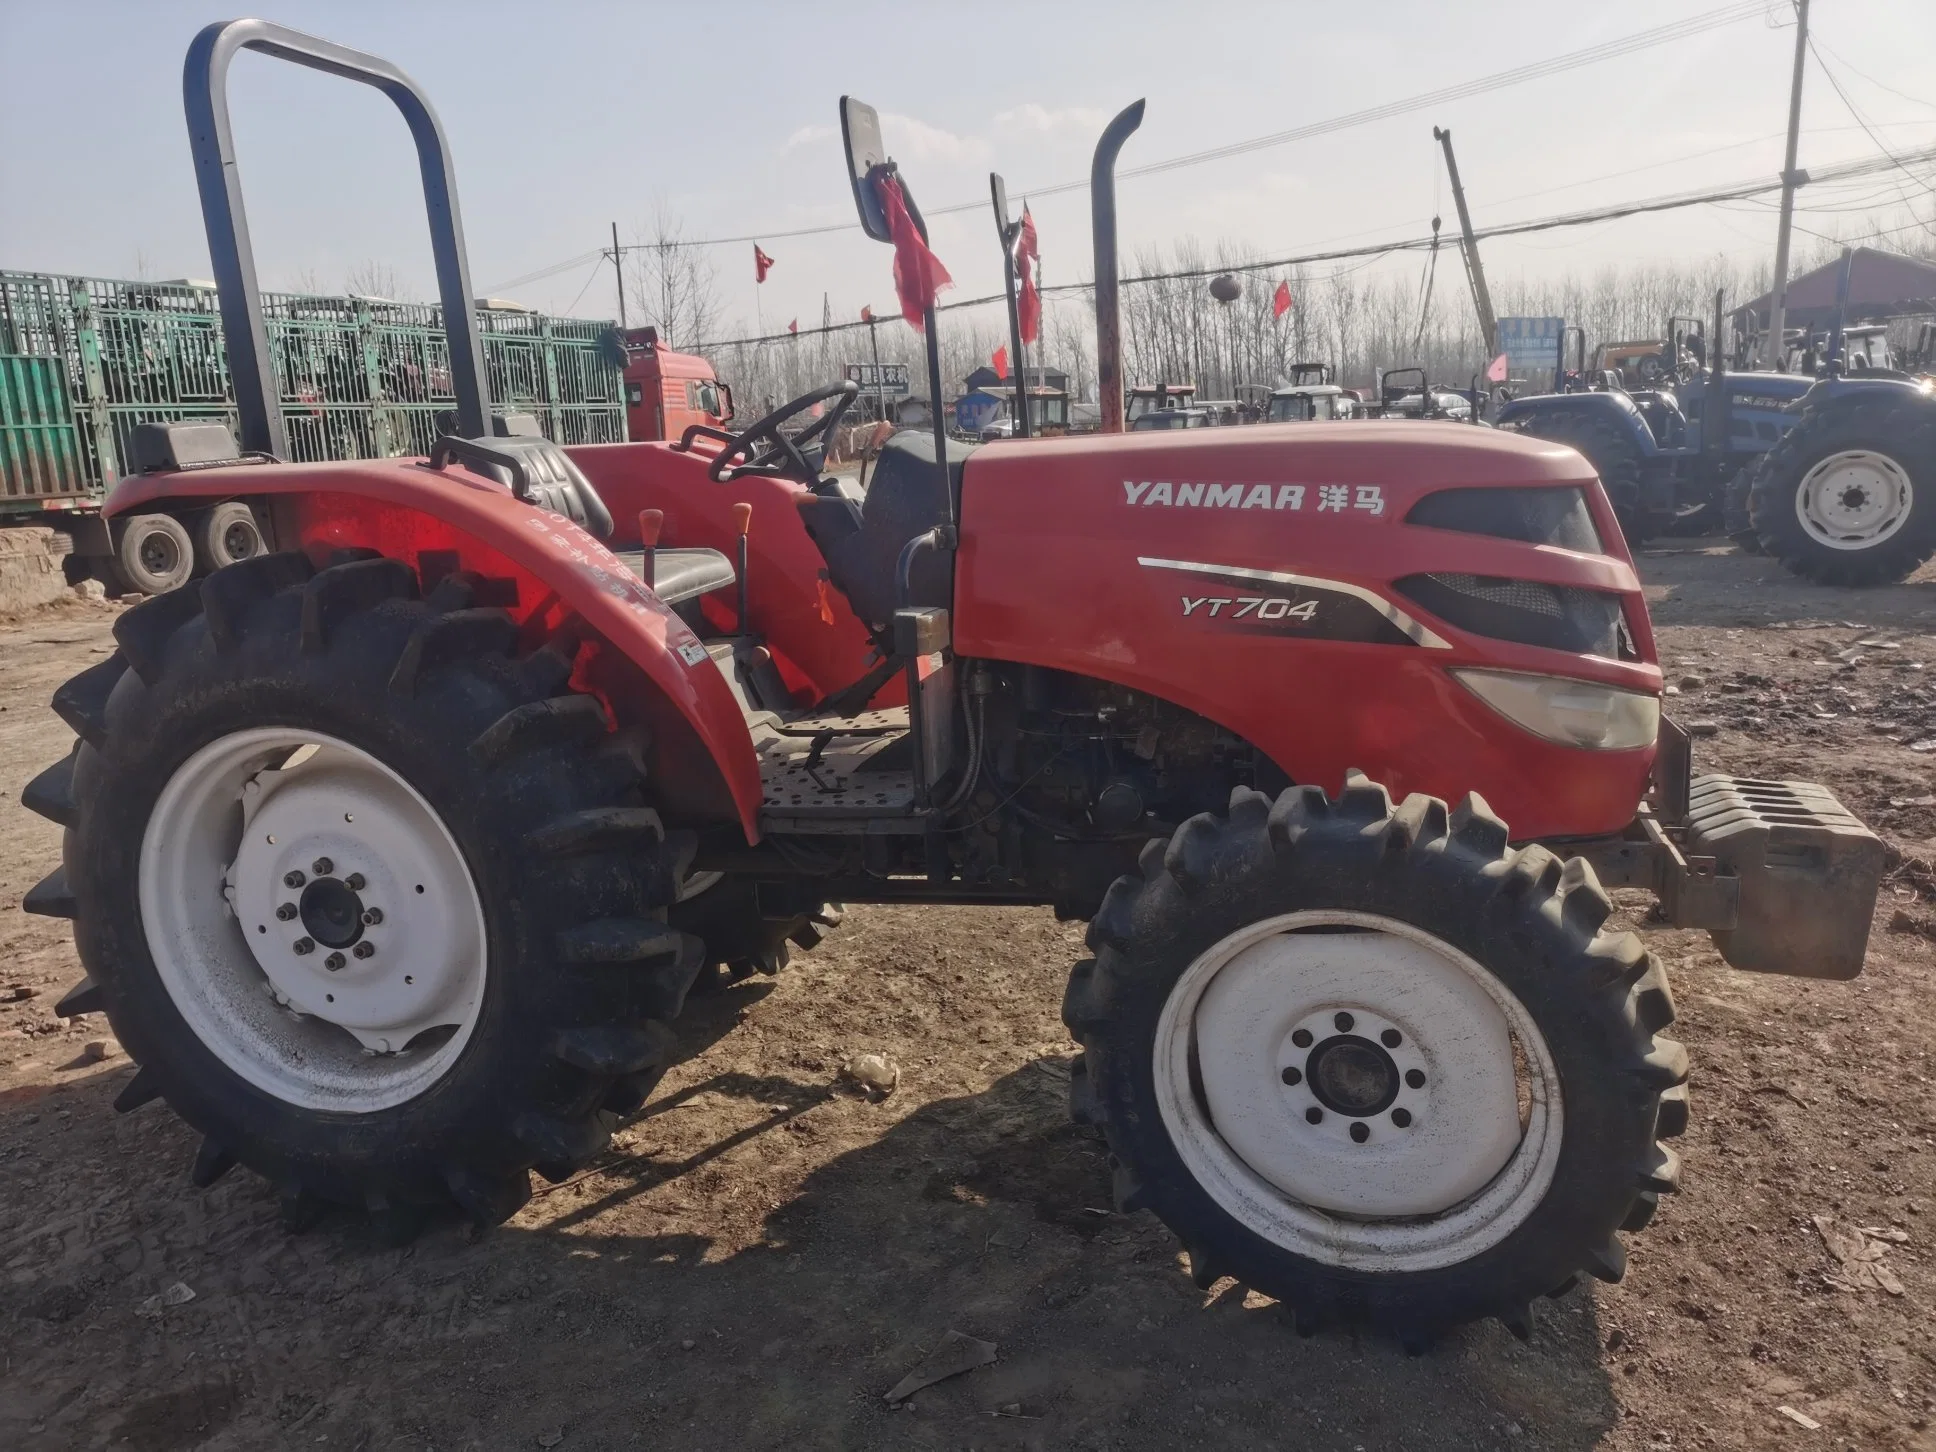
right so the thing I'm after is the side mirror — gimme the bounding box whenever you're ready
[840,97,893,243]
[716,381,734,425]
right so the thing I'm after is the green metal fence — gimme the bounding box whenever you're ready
[0,271,626,503]
[0,353,87,509]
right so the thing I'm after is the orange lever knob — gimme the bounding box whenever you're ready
[638,509,664,548]
[731,502,753,537]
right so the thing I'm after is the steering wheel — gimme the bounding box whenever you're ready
[703,380,858,483]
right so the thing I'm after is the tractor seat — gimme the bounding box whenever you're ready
[614,547,736,606]
[793,430,976,632]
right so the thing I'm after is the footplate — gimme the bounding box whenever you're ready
[1686,775,1884,980]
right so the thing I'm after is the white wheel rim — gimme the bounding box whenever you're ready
[140,728,488,1113]
[1153,911,1563,1273]
[1796,449,1914,550]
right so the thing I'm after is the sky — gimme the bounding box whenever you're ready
[2,0,1932,344]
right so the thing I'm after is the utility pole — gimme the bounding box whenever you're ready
[1433,127,1496,357]
[1765,0,1811,370]
[610,221,627,327]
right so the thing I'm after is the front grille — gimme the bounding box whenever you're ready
[1405,486,1602,554]
[1396,572,1630,657]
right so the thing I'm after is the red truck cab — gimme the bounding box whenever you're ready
[621,326,734,441]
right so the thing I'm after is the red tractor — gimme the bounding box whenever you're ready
[24,22,1885,1348]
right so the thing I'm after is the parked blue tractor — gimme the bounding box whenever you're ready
[1493,316,1811,548]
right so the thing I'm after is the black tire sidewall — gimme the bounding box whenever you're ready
[1752,401,1936,584]
[72,595,629,1203]
[1091,824,1657,1327]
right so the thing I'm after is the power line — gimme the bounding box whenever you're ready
[484,1,1768,291]
[697,142,1936,351]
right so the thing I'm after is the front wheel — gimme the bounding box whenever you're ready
[1064,776,1686,1347]
[1750,399,1936,585]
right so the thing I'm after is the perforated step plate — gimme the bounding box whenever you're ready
[754,707,919,832]
[1686,775,1883,980]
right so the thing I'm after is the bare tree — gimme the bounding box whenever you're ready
[625,205,721,350]
[345,260,418,303]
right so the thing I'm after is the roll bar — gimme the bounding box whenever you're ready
[183,19,492,456]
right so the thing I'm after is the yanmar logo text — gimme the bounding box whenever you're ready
[1123,480,1385,515]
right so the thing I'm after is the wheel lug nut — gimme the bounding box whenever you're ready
[1381,1028,1402,1048]
[1280,1066,1302,1086]
[312,857,334,877]
[1305,1107,1323,1125]
[1405,1069,1427,1089]
[362,908,383,926]
[1334,1011,1355,1033]
[324,952,346,971]
[1392,1108,1413,1128]
[284,870,306,888]
[345,873,365,891]
[1291,1028,1313,1048]
[1349,1122,1370,1143]
[292,937,315,955]
[352,942,375,959]
[275,903,297,921]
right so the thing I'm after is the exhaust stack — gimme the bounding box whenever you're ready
[1090,100,1145,434]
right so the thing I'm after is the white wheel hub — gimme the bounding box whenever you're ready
[1796,448,1914,550]
[141,728,488,1113]
[1155,912,1562,1273]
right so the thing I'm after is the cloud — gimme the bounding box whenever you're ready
[994,103,1111,135]
[880,113,990,164]
[781,123,837,155]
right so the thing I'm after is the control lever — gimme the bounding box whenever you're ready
[637,509,664,590]
[732,502,753,633]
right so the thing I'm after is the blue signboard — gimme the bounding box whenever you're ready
[1496,316,1564,376]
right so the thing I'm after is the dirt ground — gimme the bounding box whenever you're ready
[1,546,1932,1452]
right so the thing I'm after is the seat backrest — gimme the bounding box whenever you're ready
[797,430,975,633]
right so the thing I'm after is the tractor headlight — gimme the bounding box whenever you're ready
[1451,669,1659,751]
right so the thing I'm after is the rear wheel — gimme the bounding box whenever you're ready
[673,877,843,993]
[193,501,264,574]
[1065,777,1686,1346]
[1723,466,1763,554]
[24,552,705,1226]
[1750,399,1936,585]
[114,513,194,595]
[1508,408,1656,546]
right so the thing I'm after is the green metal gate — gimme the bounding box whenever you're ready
[0,270,626,497]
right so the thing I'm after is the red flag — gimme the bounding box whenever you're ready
[787,319,798,335]
[876,173,952,330]
[754,244,774,283]
[991,345,1008,380]
[860,304,874,323]
[1486,351,1509,382]
[1272,280,1292,319]
[1015,206,1040,344]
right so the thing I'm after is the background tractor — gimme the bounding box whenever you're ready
[23,19,1886,1351]
[1494,306,1812,545]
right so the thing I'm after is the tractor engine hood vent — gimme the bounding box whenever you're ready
[1395,572,1634,660]
[1405,485,1603,554]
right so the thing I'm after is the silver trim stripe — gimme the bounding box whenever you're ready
[1138,556,1452,649]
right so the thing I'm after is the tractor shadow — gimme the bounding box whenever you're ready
[2,1033,1620,1451]
[1635,535,1936,633]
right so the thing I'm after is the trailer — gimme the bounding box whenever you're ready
[0,270,626,591]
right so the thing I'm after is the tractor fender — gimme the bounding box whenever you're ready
[1792,374,1935,416]
[1496,389,1662,456]
[103,456,765,841]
